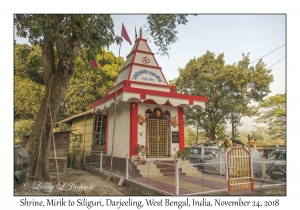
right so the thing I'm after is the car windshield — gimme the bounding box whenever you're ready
[268,151,286,160]
[189,148,201,154]
[204,148,220,159]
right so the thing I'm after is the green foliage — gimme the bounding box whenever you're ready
[14,43,123,122]
[175,51,273,140]
[184,127,197,146]
[184,126,207,146]
[14,75,45,121]
[14,44,44,84]
[14,119,35,145]
[58,48,124,120]
[15,15,115,60]
[14,14,190,179]
[255,93,286,140]
[145,14,188,56]
[14,44,45,121]
[54,123,71,132]
[176,148,188,158]
[229,113,242,139]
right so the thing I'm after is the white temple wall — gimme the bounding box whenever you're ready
[107,101,130,157]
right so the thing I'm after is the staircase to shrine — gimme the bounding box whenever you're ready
[134,159,199,178]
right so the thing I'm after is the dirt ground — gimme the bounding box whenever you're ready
[14,169,141,196]
[14,169,286,196]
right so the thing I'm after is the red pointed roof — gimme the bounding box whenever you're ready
[116,37,168,86]
[91,35,207,111]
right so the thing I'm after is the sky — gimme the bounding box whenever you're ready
[109,14,286,95]
[15,14,286,97]
[14,14,286,130]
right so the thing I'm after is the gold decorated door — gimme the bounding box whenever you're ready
[148,119,168,157]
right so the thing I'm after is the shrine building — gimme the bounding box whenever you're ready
[90,32,208,159]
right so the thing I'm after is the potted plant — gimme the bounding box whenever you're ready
[180,149,188,161]
[176,150,182,159]
[134,144,141,159]
[140,145,147,161]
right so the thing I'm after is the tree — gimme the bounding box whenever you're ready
[229,113,242,139]
[14,44,45,121]
[14,119,35,145]
[14,14,189,181]
[184,127,197,146]
[145,14,188,56]
[255,93,286,141]
[58,47,124,120]
[15,15,116,181]
[175,51,273,140]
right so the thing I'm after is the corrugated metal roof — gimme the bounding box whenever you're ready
[56,109,94,124]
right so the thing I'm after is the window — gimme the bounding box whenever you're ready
[189,148,201,154]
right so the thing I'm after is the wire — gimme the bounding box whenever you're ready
[267,57,285,69]
[250,45,285,64]
[147,41,179,79]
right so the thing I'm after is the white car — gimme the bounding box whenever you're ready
[187,146,263,178]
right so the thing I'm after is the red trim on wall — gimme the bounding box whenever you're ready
[105,111,109,155]
[144,40,169,85]
[91,87,124,109]
[130,62,162,69]
[189,98,194,105]
[127,86,208,102]
[178,107,184,150]
[125,38,149,58]
[130,102,138,158]
[127,40,140,81]
[142,99,157,104]
[106,80,172,95]
[126,80,173,89]
[91,84,208,109]
[135,50,154,55]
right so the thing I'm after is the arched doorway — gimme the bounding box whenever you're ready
[146,107,170,157]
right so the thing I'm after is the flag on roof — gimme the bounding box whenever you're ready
[90,60,98,68]
[121,23,132,45]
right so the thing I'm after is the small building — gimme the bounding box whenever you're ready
[56,109,106,169]
[22,131,70,174]
[90,33,208,159]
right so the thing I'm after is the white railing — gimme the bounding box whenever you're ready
[84,151,286,195]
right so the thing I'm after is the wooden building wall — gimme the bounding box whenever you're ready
[22,131,70,174]
[69,114,94,169]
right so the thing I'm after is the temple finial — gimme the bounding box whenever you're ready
[140,27,142,38]
[135,26,138,40]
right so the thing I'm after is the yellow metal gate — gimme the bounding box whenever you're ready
[227,148,254,192]
[148,119,168,157]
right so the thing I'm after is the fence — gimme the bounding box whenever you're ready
[84,152,286,196]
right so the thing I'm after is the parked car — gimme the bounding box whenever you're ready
[14,145,30,187]
[266,150,286,180]
[206,148,263,178]
[186,146,221,170]
[187,146,263,178]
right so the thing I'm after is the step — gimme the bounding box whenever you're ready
[156,164,176,168]
[163,172,186,176]
[159,168,183,173]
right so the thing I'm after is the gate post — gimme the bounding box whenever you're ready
[100,151,103,172]
[83,149,86,165]
[175,158,179,195]
[250,152,254,191]
[225,150,230,191]
[126,154,129,180]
